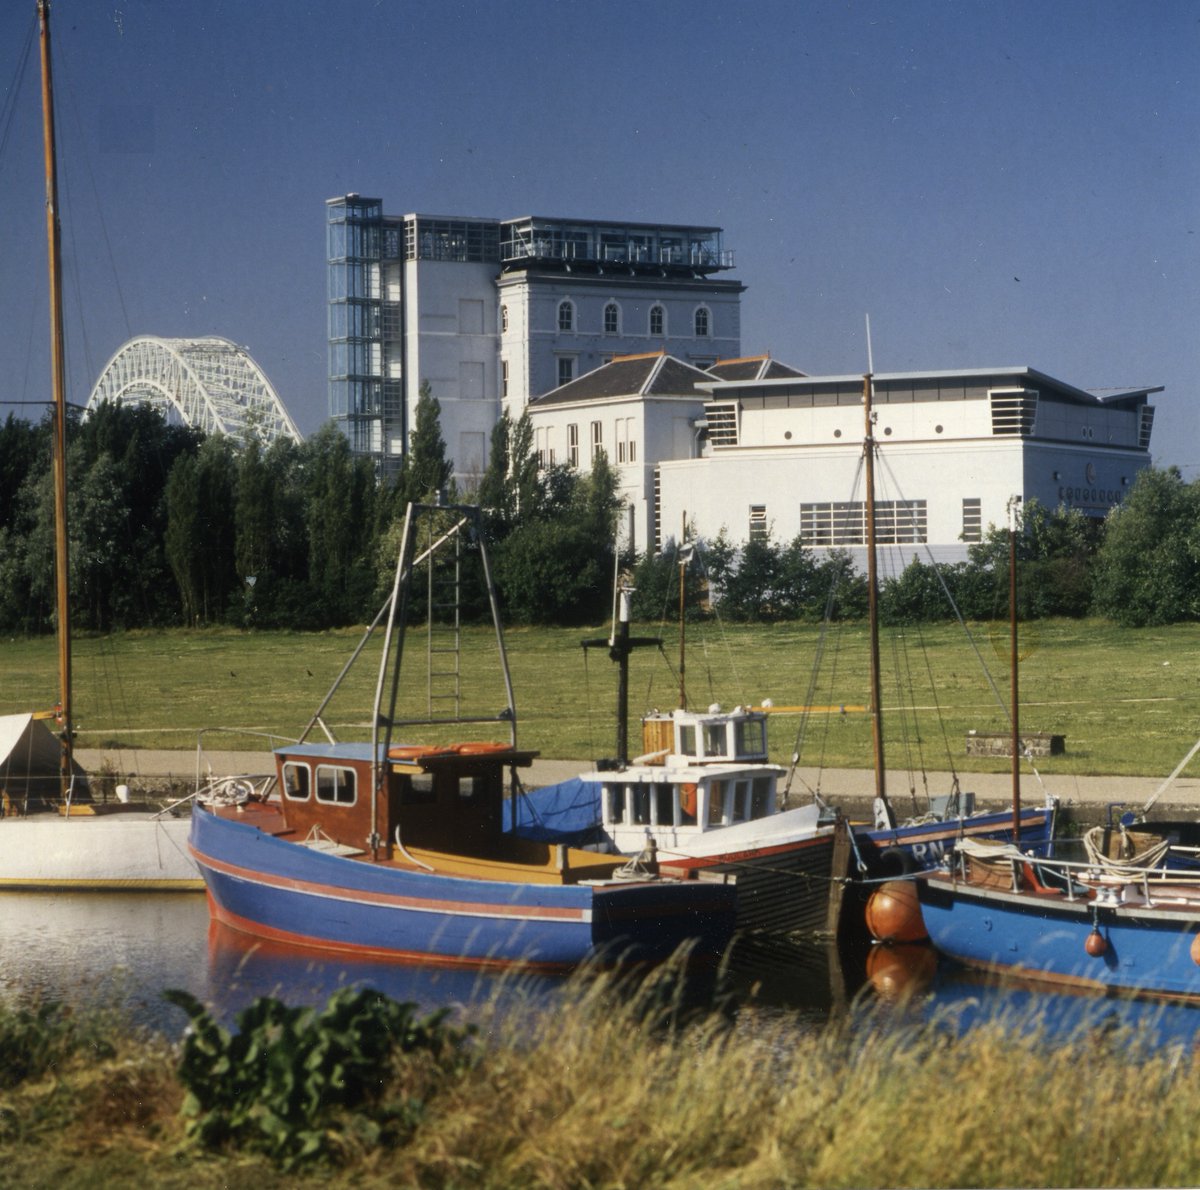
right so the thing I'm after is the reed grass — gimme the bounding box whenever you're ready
[2,966,1198,1188]
[1,618,1199,776]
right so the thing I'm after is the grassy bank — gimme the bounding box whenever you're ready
[2,969,1198,1188]
[2,618,1199,776]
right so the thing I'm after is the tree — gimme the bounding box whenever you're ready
[1092,467,1200,626]
[398,382,453,505]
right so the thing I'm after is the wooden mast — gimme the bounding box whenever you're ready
[863,373,894,827]
[1009,496,1021,842]
[38,0,73,791]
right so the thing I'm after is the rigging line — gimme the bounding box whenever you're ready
[785,452,866,796]
[874,448,1048,795]
[0,13,36,164]
[56,32,132,346]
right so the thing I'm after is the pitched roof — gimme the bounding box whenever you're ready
[530,352,713,406]
[707,354,806,382]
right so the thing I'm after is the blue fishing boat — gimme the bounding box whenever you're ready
[190,504,737,970]
[917,838,1200,1002]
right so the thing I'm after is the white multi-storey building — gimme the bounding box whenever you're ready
[326,197,743,481]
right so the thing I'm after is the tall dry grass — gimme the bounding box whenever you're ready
[4,961,1200,1187]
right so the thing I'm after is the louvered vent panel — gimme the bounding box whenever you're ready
[706,402,739,447]
[989,389,1038,436]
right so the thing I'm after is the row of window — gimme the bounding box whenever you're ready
[745,498,984,545]
[281,762,487,807]
[498,301,710,338]
[534,419,639,470]
[605,775,774,830]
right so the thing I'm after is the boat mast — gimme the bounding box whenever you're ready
[1009,496,1021,842]
[678,512,687,710]
[38,0,73,790]
[862,372,894,827]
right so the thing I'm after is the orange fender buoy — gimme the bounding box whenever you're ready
[1191,933,1200,967]
[453,742,510,755]
[1085,928,1107,957]
[680,783,698,818]
[865,880,928,944]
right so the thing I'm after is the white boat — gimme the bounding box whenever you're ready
[0,3,200,891]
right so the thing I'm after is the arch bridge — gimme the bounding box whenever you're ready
[86,336,302,448]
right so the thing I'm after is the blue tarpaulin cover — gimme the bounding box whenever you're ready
[503,777,604,844]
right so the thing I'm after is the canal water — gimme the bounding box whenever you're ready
[4,891,1200,1049]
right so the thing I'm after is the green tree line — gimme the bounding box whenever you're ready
[0,392,1192,632]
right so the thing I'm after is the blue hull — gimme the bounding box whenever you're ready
[858,804,1056,875]
[918,870,1200,1002]
[190,808,735,970]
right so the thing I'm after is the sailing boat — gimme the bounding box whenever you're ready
[830,374,1057,879]
[0,2,200,891]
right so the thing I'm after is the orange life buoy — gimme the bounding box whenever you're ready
[453,741,511,755]
[388,745,443,762]
[680,783,698,818]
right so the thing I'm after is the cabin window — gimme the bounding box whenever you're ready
[751,776,773,819]
[606,785,625,824]
[282,762,311,801]
[678,724,697,757]
[707,781,727,826]
[703,723,726,757]
[735,718,766,756]
[654,783,674,826]
[401,773,436,804]
[315,765,356,805]
[679,783,698,825]
[633,785,651,825]
[458,775,486,802]
[731,780,751,823]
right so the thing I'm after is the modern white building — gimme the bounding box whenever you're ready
[529,357,1159,566]
[326,196,743,481]
[661,367,1160,567]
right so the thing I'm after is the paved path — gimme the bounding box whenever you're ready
[77,748,1200,816]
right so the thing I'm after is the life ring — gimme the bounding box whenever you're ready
[876,846,917,878]
[453,742,510,755]
[388,745,443,762]
[680,783,698,818]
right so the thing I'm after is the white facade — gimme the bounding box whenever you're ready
[658,368,1158,566]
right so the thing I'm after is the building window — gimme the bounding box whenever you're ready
[616,417,637,463]
[557,356,575,387]
[649,304,665,336]
[590,420,603,459]
[694,306,710,337]
[800,500,928,546]
[500,304,509,333]
[567,423,579,467]
[962,497,982,543]
[558,300,574,332]
[604,302,619,334]
[501,359,508,399]
[749,505,768,542]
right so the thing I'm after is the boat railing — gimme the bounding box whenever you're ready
[952,844,1200,905]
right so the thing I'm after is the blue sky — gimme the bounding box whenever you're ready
[2,1,1197,470]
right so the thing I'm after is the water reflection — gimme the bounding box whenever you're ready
[3,891,1200,1051]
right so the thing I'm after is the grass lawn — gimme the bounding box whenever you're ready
[1,617,1198,777]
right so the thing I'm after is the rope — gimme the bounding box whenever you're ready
[1083,825,1170,873]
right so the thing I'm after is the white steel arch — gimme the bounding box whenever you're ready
[86,336,303,448]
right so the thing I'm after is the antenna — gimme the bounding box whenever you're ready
[865,313,875,374]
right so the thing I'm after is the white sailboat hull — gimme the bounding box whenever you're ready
[0,813,201,890]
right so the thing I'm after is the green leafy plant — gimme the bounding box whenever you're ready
[164,986,475,1169]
